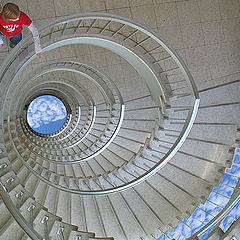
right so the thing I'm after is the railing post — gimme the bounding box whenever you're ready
[27,204,36,227]
[42,216,49,240]
[57,227,65,240]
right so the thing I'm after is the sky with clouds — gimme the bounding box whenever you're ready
[158,151,240,240]
[27,95,67,134]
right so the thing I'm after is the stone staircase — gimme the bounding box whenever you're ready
[0,13,239,240]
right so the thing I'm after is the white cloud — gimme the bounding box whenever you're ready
[27,95,67,129]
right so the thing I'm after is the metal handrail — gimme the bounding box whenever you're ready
[0,13,199,101]
[10,62,124,162]
[6,100,198,195]
[0,179,44,240]
[1,13,199,193]
[35,12,198,98]
[0,12,202,240]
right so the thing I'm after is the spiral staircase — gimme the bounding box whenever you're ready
[0,13,239,240]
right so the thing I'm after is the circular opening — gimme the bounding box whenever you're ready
[27,95,67,134]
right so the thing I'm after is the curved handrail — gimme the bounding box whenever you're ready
[7,100,198,195]
[34,12,198,99]
[0,180,44,240]
[1,13,199,194]
[0,12,199,100]
[10,61,124,162]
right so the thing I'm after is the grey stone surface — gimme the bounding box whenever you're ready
[0,0,239,240]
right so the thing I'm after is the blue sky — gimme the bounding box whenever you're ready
[27,95,67,134]
[158,151,240,240]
